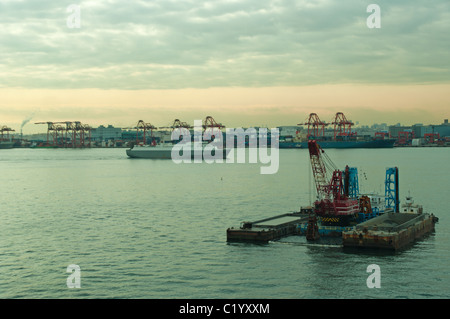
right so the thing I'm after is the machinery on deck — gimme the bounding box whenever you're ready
[307,140,360,228]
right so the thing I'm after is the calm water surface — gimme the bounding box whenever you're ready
[0,147,449,298]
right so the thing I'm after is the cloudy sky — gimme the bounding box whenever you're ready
[0,0,449,132]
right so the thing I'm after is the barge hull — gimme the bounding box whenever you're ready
[227,213,308,243]
[342,213,437,250]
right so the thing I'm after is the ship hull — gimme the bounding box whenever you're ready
[0,141,14,149]
[126,145,231,159]
[319,214,358,227]
[280,139,396,149]
[279,142,302,149]
[126,147,173,159]
[342,213,437,250]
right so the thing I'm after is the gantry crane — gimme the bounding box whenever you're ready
[331,112,355,139]
[0,125,15,141]
[158,119,193,143]
[298,113,328,138]
[35,121,63,147]
[35,121,91,147]
[298,112,356,140]
[203,116,225,142]
[134,120,157,145]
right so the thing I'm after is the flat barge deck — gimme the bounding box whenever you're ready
[342,212,438,250]
[227,211,438,250]
[227,213,309,243]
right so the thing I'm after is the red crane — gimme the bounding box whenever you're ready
[135,120,157,145]
[35,121,91,147]
[170,119,192,130]
[0,125,15,141]
[35,121,63,147]
[308,140,359,226]
[331,112,354,139]
[158,119,193,143]
[67,121,91,148]
[299,113,328,138]
[203,116,225,141]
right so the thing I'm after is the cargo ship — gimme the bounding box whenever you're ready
[126,142,231,159]
[279,112,395,149]
[279,136,395,149]
[126,143,174,159]
[0,141,14,149]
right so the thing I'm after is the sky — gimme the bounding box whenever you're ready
[0,0,449,133]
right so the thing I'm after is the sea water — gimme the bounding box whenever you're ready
[0,147,449,298]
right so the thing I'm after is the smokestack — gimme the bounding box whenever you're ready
[21,117,33,130]
[20,113,35,138]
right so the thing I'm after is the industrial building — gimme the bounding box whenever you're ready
[388,119,449,138]
[90,125,122,142]
[388,119,449,146]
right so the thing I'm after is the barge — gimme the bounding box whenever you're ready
[226,138,438,250]
[342,212,437,250]
[226,212,309,243]
[342,196,438,250]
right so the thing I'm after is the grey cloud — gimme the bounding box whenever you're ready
[0,0,448,89]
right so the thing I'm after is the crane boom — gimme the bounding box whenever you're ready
[307,140,359,226]
[308,140,331,201]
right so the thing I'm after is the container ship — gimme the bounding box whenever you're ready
[279,112,395,149]
[279,135,395,149]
